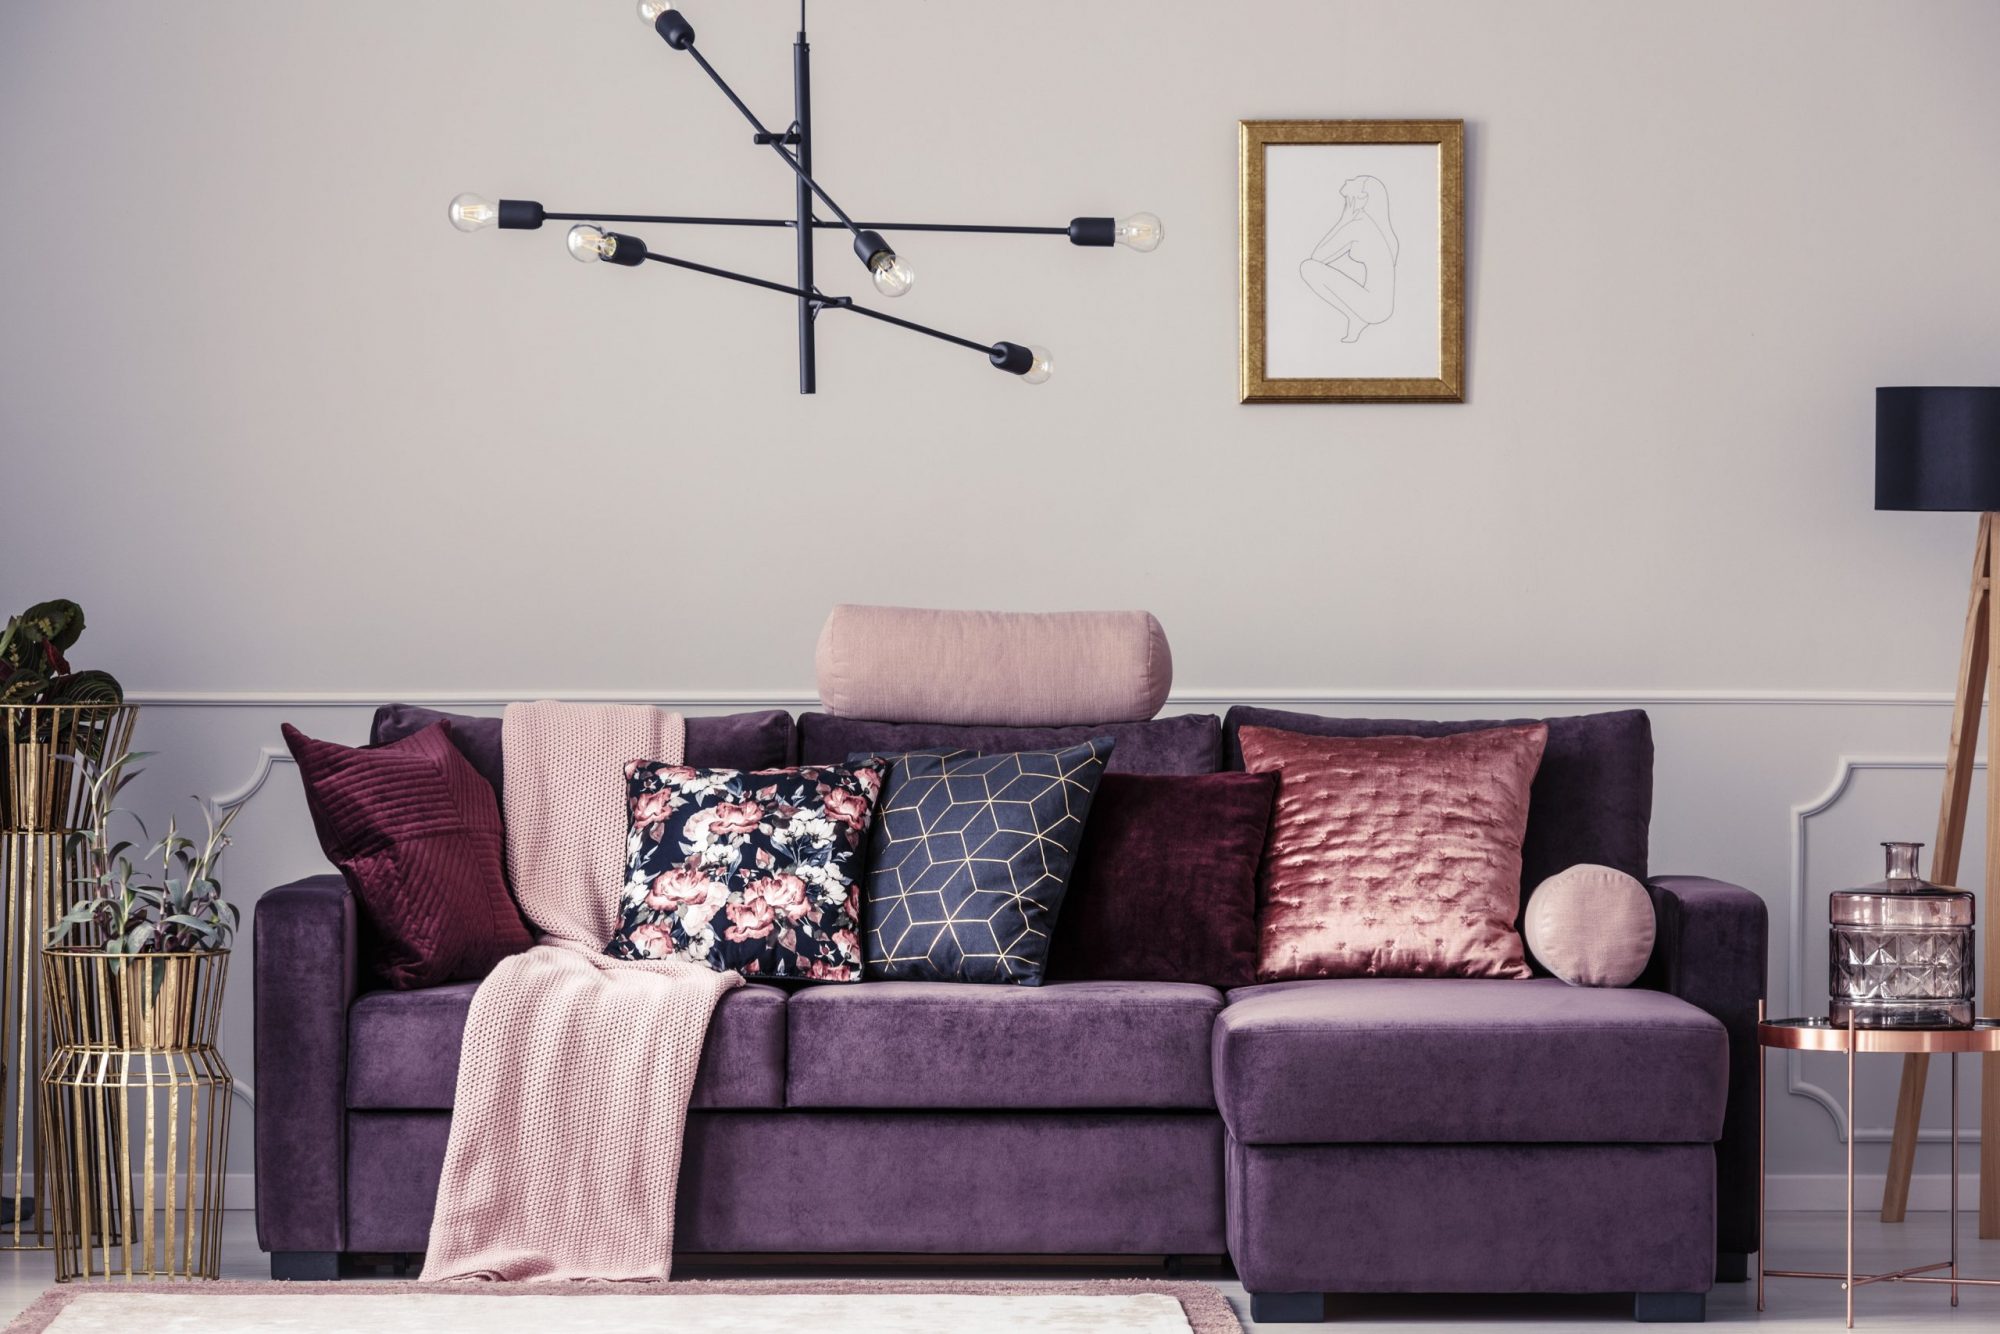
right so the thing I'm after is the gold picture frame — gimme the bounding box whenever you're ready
[1238,119,1464,403]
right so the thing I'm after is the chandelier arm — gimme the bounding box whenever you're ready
[679,43,866,240]
[823,300,995,356]
[637,252,994,358]
[843,222,1070,236]
[543,211,794,229]
[542,211,1072,237]
[640,250,822,302]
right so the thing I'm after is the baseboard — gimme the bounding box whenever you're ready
[1766,1173,1984,1212]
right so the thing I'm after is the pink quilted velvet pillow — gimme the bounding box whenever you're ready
[1240,723,1548,981]
[814,604,1172,725]
[283,721,533,989]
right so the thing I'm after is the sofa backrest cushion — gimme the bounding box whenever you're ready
[797,711,1222,775]
[371,705,797,799]
[1222,706,1653,899]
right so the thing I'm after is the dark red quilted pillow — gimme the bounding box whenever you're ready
[283,721,532,989]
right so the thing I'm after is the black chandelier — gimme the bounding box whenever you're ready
[449,1,1162,394]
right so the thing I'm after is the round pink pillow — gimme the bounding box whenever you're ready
[1523,863,1656,987]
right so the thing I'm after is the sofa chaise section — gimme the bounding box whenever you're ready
[1214,977,1727,1317]
[1214,875,1766,1325]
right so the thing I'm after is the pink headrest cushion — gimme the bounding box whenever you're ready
[814,605,1173,726]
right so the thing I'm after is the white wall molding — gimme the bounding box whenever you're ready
[215,746,296,812]
[126,687,1961,710]
[1787,756,1981,1144]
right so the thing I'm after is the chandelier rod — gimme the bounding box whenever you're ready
[540,211,1069,237]
[635,251,993,356]
[680,43,865,242]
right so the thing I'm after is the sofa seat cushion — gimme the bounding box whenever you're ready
[1213,978,1726,1145]
[346,978,787,1110]
[786,980,1223,1109]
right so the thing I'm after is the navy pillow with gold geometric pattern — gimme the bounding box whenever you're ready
[856,738,1114,984]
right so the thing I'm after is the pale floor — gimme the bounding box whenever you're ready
[0,1212,1993,1331]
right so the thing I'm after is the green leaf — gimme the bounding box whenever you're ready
[45,903,100,946]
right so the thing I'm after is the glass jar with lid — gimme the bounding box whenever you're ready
[1829,841,1975,1029]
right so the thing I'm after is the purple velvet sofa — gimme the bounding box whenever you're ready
[254,705,1765,1324]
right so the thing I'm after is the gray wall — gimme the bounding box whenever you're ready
[4,0,1999,1206]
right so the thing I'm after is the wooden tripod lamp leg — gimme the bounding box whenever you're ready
[1882,512,1991,1223]
[1984,511,2000,1237]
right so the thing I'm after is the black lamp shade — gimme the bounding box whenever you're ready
[1876,387,2000,512]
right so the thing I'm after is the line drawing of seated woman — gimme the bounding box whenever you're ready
[1299,174,1398,343]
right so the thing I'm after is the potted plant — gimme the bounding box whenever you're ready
[46,753,241,1051]
[1,600,126,832]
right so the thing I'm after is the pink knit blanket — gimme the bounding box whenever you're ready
[422,701,740,1282]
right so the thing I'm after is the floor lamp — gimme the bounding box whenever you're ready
[1874,385,2000,1236]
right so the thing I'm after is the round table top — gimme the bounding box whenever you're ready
[1760,1017,2000,1053]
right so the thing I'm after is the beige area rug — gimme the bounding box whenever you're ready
[6,1278,1243,1334]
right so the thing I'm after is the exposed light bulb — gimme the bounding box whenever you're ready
[1115,213,1163,252]
[1021,346,1053,385]
[637,1,675,23]
[448,193,498,232]
[869,251,915,298]
[567,224,612,263]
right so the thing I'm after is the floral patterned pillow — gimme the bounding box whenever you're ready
[606,760,887,980]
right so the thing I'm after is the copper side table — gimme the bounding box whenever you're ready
[1759,1006,2000,1327]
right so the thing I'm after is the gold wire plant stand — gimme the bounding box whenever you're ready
[0,704,139,1251]
[41,948,231,1281]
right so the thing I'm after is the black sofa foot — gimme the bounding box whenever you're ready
[1634,1291,1705,1322]
[1249,1291,1324,1323]
[271,1250,340,1281]
[1714,1251,1751,1282]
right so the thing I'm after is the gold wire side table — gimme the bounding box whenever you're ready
[1759,1006,2000,1328]
[40,948,231,1281]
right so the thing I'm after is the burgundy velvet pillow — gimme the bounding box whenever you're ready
[283,721,533,989]
[1044,772,1277,988]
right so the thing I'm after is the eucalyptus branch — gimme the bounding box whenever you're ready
[53,753,241,959]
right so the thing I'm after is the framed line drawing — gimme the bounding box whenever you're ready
[1239,120,1464,403]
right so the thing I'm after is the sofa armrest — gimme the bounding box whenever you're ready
[1645,875,1767,1265]
[254,874,357,1255]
